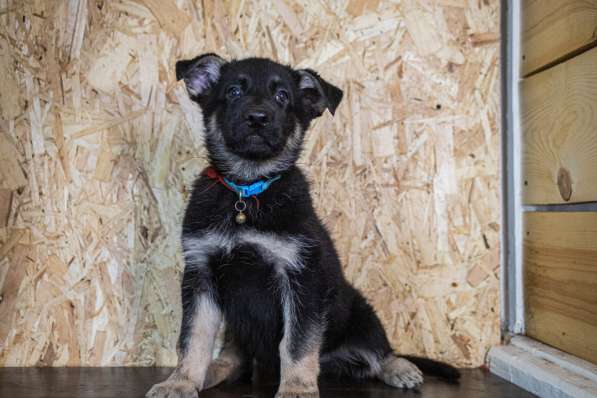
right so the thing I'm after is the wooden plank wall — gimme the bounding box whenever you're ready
[524,213,597,364]
[521,0,597,76]
[521,48,597,205]
[521,0,597,365]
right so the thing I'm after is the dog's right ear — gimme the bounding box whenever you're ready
[176,53,226,98]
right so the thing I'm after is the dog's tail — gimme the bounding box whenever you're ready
[401,355,461,381]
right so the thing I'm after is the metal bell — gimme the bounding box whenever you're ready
[235,211,247,224]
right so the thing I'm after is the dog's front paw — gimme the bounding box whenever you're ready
[275,390,319,398]
[379,356,423,389]
[275,374,319,398]
[146,379,198,398]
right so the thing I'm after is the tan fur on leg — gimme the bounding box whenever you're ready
[202,341,243,390]
[146,377,198,398]
[378,354,423,389]
[146,297,222,398]
[275,334,321,398]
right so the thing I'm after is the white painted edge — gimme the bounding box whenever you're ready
[488,336,597,398]
[510,336,597,384]
[510,0,525,334]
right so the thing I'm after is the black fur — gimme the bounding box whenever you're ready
[174,55,460,386]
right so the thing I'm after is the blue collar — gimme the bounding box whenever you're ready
[223,175,282,198]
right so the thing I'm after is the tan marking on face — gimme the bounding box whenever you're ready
[207,114,304,181]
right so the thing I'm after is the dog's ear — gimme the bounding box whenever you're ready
[295,69,343,118]
[176,53,226,98]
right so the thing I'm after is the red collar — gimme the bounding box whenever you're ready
[205,167,234,192]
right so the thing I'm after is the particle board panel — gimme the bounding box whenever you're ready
[521,0,597,76]
[524,212,597,365]
[0,0,501,367]
[521,47,597,205]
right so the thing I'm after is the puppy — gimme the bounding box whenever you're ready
[147,54,459,398]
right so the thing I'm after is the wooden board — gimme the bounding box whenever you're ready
[521,0,597,76]
[521,47,597,205]
[524,212,597,365]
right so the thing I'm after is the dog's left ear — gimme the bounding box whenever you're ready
[176,53,226,98]
[295,69,343,118]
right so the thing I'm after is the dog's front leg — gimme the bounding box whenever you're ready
[203,332,244,390]
[147,264,221,398]
[276,274,323,398]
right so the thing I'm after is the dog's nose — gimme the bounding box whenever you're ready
[245,111,270,128]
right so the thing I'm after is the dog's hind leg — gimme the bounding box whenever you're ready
[377,354,424,389]
[320,292,424,389]
[321,291,460,388]
[320,345,423,389]
[320,338,424,390]
[320,346,384,379]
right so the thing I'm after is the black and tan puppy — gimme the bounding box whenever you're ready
[147,54,459,398]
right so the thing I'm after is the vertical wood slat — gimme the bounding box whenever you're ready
[524,212,597,365]
[521,0,597,76]
[522,47,597,205]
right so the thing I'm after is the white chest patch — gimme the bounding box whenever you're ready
[182,230,308,273]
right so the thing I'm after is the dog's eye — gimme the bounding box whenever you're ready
[274,89,289,105]
[227,86,242,99]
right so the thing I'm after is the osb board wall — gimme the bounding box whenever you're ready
[0,0,501,367]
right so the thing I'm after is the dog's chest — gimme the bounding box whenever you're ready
[182,228,304,359]
[182,228,306,274]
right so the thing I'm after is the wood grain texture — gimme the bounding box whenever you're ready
[522,47,597,204]
[521,0,597,75]
[524,212,597,365]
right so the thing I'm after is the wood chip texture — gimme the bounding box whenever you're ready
[0,0,500,367]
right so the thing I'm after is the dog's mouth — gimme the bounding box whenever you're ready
[246,133,266,144]
[240,134,277,159]
[224,128,285,160]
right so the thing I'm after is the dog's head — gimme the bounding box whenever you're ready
[176,54,343,180]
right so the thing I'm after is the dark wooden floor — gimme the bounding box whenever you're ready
[0,367,536,398]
